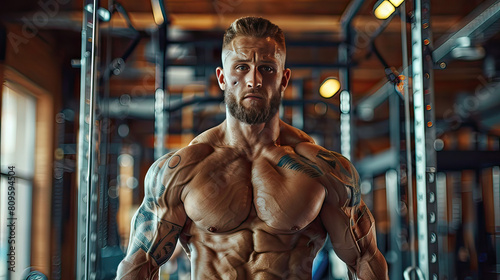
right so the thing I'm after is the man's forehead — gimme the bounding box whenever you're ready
[222,36,285,64]
[233,36,277,50]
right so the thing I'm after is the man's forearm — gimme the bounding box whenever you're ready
[116,253,159,280]
[355,249,389,280]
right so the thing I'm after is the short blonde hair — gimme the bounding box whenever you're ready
[223,17,286,52]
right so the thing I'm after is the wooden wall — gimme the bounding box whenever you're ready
[3,22,62,278]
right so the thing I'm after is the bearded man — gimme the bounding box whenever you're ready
[116,16,389,280]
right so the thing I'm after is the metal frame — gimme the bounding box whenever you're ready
[386,169,403,279]
[493,166,500,275]
[338,0,365,161]
[356,0,500,120]
[76,1,100,279]
[436,172,449,277]
[411,0,440,278]
[154,22,169,160]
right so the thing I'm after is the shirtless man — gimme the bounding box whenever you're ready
[116,16,389,280]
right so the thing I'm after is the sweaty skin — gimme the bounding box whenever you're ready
[116,36,388,280]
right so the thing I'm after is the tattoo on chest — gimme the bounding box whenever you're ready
[277,154,323,178]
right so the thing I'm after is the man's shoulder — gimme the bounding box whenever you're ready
[278,120,315,146]
[146,143,215,184]
[158,143,215,171]
[293,142,361,207]
[292,141,349,166]
[293,142,332,160]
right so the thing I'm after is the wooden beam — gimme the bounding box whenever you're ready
[2,11,461,34]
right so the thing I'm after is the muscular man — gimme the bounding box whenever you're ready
[116,16,389,280]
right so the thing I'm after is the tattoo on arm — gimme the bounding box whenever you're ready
[127,153,184,266]
[316,150,361,206]
[129,207,182,265]
[149,221,182,264]
[277,154,323,178]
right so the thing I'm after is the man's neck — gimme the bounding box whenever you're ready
[223,111,280,157]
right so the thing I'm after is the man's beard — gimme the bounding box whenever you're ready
[225,89,281,125]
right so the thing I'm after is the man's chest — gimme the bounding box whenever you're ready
[181,147,326,234]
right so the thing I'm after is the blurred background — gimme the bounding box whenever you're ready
[0,0,500,279]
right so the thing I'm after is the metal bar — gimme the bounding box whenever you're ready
[339,90,351,160]
[338,0,365,161]
[389,73,402,278]
[436,173,449,278]
[340,0,365,29]
[411,0,439,278]
[493,166,500,274]
[433,0,500,63]
[355,147,399,176]
[292,79,304,130]
[85,1,100,278]
[51,113,66,280]
[76,5,91,279]
[401,2,418,278]
[77,1,100,279]
[421,0,440,276]
[102,96,340,119]
[154,23,169,159]
[386,169,402,279]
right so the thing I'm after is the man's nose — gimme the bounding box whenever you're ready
[246,67,262,89]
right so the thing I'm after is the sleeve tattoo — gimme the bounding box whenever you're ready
[126,152,184,266]
[128,207,182,265]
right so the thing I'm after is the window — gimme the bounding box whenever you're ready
[0,84,36,280]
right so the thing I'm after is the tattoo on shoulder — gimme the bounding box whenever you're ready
[316,150,349,177]
[277,154,323,178]
[316,150,361,207]
[167,154,181,169]
[129,207,182,265]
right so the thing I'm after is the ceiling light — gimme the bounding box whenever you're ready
[389,0,404,7]
[374,0,396,20]
[151,0,166,25]
[319,77,341,99]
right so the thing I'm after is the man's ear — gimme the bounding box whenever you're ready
[216,67,226,91]
[280,68,292,93]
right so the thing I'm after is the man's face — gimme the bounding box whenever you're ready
[216,36,291,125]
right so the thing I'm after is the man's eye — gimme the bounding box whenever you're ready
[236,65,249,71]
[260,66,274,73]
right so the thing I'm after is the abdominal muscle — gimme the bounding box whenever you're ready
[179,210,328,280]
[176,139,329,279]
